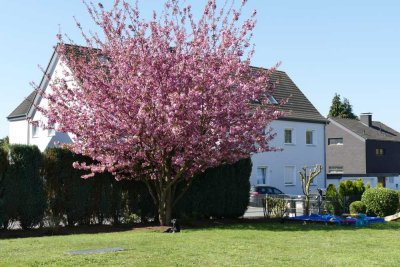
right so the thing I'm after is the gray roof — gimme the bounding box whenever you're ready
[330,117,400,142]
[7,90,37,120]
[270,70,326,123]
[8,45,326,124]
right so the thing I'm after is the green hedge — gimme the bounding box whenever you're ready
[397,191,400,211]
[0,144,8,229]
[43,148,127,226]
[2,145,47,229]
[349,201,366,214]
[361,188,399,217]
[2,146,251,228]
[174,158,251,219]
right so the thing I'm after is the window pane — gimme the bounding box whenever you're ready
[32,121,39,138]
[376,148,385,156]
[328,138,343,145]
[284,129,292,143]
[48,123,55,136]
[267,95,278,105]
[257,167,267,184]
[306,131,313,144]
[284,166,295,185]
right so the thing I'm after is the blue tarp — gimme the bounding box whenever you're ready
[290,214,385,226]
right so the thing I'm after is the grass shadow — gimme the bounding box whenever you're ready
[186,217,400,232]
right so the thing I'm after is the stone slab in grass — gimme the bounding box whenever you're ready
[69,247,124,255]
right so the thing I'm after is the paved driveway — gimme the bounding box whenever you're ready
[243,206,264,218]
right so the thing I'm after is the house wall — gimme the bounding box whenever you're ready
[250,120,326,195]
[9,120,29,145]
[8,56,74,152]
[366,140,400,174]
[326,120,366,174]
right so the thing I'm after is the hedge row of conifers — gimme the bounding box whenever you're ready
[0,144,251,229]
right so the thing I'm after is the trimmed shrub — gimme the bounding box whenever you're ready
[361,188,399,217]
[349,201,366,214]
[174,158,251,219]
[265,196,288,218]
[3,145,46,229]
[338,179,365,213]
[325,184,341,215]
[397,191,400,211]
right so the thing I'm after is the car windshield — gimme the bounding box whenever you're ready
[256,187,273,194]
[273,188,283,194]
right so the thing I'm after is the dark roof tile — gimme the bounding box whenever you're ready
[7,91,37,119]
[330,117,400,142]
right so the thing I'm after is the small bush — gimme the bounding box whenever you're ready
[349,201,366,214]
[265,197,288,218]
[361,188,399,217]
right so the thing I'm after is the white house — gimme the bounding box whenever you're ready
[249,71,327,195]
[7,45,327,195]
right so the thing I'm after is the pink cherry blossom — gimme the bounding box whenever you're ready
[39,0,282,225]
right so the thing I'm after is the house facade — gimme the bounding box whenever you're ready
[249,71,327,195]
[8,48,74,151]
[326,113,400,189]
[8,45,327,195]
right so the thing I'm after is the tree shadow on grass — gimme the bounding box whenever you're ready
[186,218,400,232]
[0,223,164,240]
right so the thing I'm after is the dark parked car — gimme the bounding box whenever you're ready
[249,185,285,207]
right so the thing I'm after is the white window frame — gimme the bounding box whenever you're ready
[306,130,315,145]
[328,166,344,174]
[284,128,295,145]
[256,166,268,185]
[48,123,56,137]
[284,166,296,186]
[267,95,278,105]
[32,121,39,138]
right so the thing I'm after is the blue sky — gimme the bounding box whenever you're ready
[1,0,399,138]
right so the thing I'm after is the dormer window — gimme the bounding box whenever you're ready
[32,121,39,138]
[267,95,278,105]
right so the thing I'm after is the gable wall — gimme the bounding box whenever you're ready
[27,56,74,151]
[326,120,366,174]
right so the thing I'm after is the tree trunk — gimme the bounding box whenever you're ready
[158,187,173,226]
[304,195,310,216]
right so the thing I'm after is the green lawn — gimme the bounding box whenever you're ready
[1,221,400,266]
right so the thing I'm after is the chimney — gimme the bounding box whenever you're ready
[360,113,372,127]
